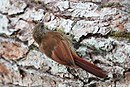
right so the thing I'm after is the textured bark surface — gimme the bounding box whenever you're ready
[0,0,130,86]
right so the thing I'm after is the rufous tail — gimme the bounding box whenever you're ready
[74,56,107,78]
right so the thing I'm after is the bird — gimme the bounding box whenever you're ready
[33,22,107,78]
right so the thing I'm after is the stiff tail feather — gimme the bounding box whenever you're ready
[74,56,107,78]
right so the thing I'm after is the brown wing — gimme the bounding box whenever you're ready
[40,31,76,67]
[51,40,76,67]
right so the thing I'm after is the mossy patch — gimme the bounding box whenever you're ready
[109,31,130,41]
[100,2,122,8]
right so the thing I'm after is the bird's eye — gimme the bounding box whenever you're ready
[41,24,44,28]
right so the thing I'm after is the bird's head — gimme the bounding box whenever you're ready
[33,22,49,44]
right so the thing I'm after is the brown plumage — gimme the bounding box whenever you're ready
[33,22,107,78]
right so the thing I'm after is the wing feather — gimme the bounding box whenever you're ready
[51,40,76,67]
